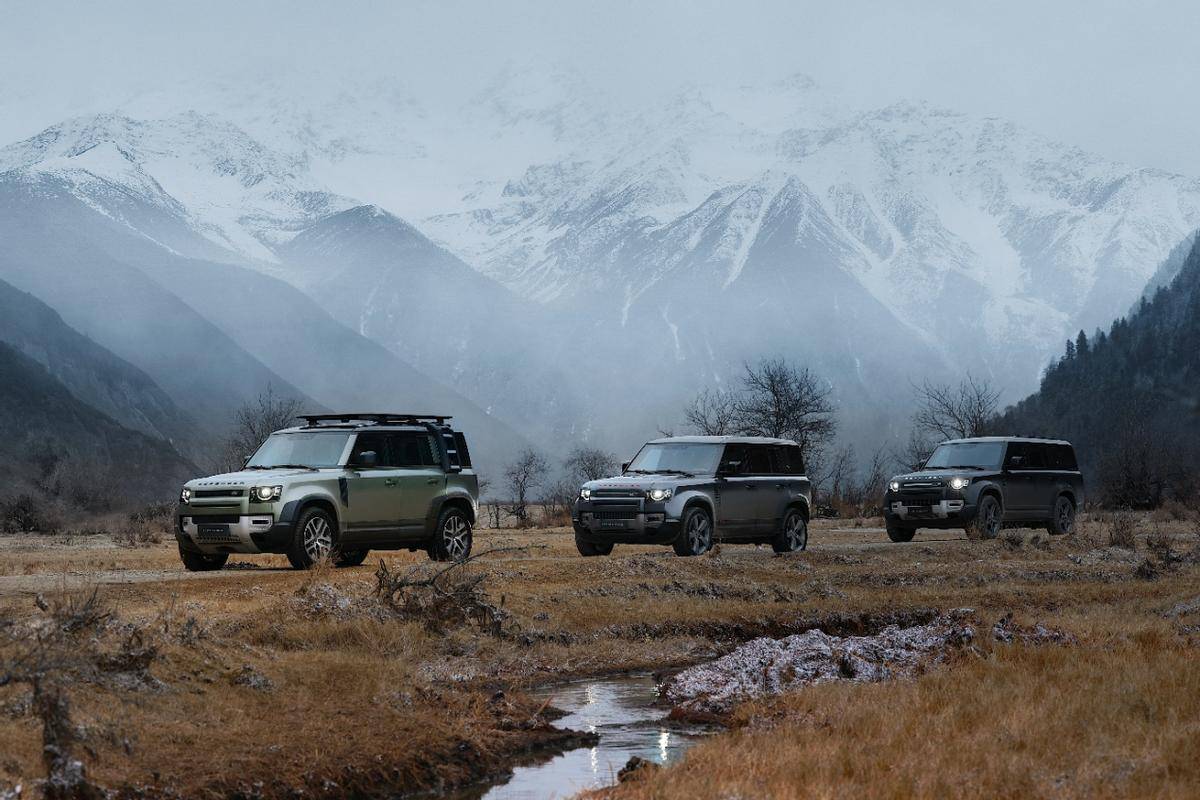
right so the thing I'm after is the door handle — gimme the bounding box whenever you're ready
[426,478,440,485]
[775,484,785,490]
[383,478,399,487]
[745,484,758,491]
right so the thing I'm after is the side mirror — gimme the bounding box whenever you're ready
[355,450,378,468]
[621,461,630,473]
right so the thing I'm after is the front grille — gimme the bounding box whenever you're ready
[594,489,643,499]
[592,508,639,521]
[899,492,941,505]
[189,514,240,524]
[195,489,244,498]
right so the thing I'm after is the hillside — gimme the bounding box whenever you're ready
[0,341,196,505]
[999,237,1200,505]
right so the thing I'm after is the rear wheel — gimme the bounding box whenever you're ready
[334,548,370,568]
[886,525,916,543]
[287,507,336,569]
[673,506,712,556]
[772,508,808,552]
[967,495,1003,540]
[179,546,228,572]
[575,534,614,557]
[1046,495,1076,536]
[428,507,473,562]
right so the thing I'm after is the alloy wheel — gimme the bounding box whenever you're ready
[1058,499,1074,532]
[687,513,711,554]
[302,515,333,562]
[442,515,471,560]
[785,514,807,551]
[984,502,1001,538]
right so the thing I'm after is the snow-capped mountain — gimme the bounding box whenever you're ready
[4,66,1198,456]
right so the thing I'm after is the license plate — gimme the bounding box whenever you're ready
[198,524,231,538]
[600,519,628,529]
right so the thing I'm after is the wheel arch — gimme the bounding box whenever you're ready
[428,492,477,530]
[785,498,810,522]
[287,494,341,530]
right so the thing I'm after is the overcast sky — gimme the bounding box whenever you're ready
[2,0,1198,174]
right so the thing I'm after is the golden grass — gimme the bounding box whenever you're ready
[0,515,1197,797]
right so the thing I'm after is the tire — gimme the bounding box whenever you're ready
[179,546,228,572]
[967,494,1003,540]
[673,506,713,556]
[772,507,809,552]
[287,506,337,570]
[334,548,370,568]
[575,534,614,557]
[428,506,473,562]
[1046,495,1076,536]
[886,526,916,543]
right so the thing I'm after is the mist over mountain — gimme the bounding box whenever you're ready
[2,67,1199,470]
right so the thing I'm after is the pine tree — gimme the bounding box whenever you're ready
[1075,330,1090,357]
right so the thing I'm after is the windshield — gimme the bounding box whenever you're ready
[627,443,723,475]
[924,441,1004,470]
[245,432,351,469]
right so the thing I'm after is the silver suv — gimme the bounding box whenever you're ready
[176,414,479,571]
[573,436,812,557]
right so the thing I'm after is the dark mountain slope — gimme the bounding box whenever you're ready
[999,237,1200,505]
[0,276,195,448]
[0,341,196,505]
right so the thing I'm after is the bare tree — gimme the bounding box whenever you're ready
[216,385,305,472]
[891,428,937,472]
[735,358,836,462]
[504,449,548,524]
[564,446,618,483]
[912,375,1001,441]
[683,388,740,435]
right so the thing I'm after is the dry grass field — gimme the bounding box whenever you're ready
[1,512,1198,799]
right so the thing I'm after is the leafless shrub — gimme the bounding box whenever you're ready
[1108,513,1137,549]
[215,385,305,473]
[1001,530,1024,550]
[891,429,937,473]
[372,548,533,636]
[504,449,548,525]
[912,374,1001,441]
[684,388,740,435]
[1,494,63,534]
[564,446,618,483]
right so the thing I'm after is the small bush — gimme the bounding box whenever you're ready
[0,494,63,534]
[1001,530,1024,550]
[1107,513,1137,549]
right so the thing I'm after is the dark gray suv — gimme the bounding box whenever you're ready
[572,436,812,557]
[882,437,1084,542]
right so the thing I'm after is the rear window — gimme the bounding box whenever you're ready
[1047,444,1078,470]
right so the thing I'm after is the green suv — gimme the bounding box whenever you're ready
[175,414,479,571]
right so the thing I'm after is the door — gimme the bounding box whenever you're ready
[1003,442,1043,517]
[741,444,780,536]
[716,444,758,538]
[386,431,446,534]
[342,432,406,541]
[766,444,805,532]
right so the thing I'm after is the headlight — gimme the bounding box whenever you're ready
[949,477,971,491]
[251,485,283,502]
[579,487,591,500]
[647,487,673,502]
[888,480,900,492]
[179,487,191,504]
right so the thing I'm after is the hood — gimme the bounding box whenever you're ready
[584,473,697,491]
[188,468,328,487]
[892,467,997,482]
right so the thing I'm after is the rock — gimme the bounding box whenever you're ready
[232,664,274,692]
[618,756,660,782]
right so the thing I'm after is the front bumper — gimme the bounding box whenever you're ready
[176,513,293,554]
[883,494,977,528]
[573,499,681,544]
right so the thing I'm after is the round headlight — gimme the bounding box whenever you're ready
[579,487,591,500]
[179,487,191,504]
[949,477,971,491]
[648,487,673,502]
[889,480,900,492]
[252,485,282,502]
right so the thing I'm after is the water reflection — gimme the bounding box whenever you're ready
[474,675,705,800]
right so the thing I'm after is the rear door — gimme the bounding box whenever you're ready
[716,444,757,538]
[742,444,779,535]
[1003,441,1043,516]
[388,431,446,535]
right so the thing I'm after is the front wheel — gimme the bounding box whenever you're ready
[575,534,614,557]
[428,507,473,562]
[673,507,713,556]
[886,525,916,543]
[179,546,228,572]
[967,495,1003,540]
[287,507,336,569]
[772,508,808,552]
[1046,495,1076,536]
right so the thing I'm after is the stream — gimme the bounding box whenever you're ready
[462,674,710,799]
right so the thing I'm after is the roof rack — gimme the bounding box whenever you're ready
[297,413,453,427]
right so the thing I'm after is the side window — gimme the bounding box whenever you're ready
[742,445,772,475]
[1004,441,1028,469]
[351,432,388,466]
[1047,444,1078,470]
[1025,444,1048,470]
[774,445,804,475]
[388,433,440,468]
[719,444,747,474]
